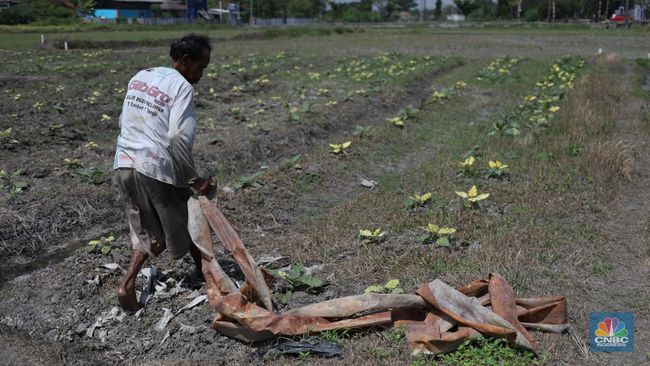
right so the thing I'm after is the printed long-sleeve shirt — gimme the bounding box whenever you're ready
[113,67,198,187]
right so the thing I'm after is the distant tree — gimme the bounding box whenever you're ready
[442,3,456,15]
[386,0,416,13]
[285,0,324,17]
[328,0,374,21]
[257,0,278,18]
[454,0,480,16]
[497,0,511,17]
[75,0,96,16]
[0,0,75,24]
[434,0,442,17]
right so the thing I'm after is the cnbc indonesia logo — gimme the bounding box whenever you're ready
[594,317,629,346]
[589,312,634,352]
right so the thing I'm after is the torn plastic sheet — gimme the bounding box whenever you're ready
[154,308,174,332]
[406,277,568,355]
[186,201,567,355]
[208,276,567,354]
[175,294,207,316]
[215,293,393,336]
[86,307,125,338]
[285,293,427,318]
[254,340,344,359]
[197,196,274,311]
[138,267,160,306]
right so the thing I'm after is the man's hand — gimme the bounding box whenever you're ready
[191,177,217,199]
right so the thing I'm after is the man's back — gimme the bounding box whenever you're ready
[114,66,196,188]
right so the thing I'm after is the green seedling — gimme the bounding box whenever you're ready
[63,158,81,169]
[87,235,119,255]
[439,337,540,366]
[453,80,467,90]
[53,103,66,114]
[209,134,224,145]
[235,171,263,189]
[230,107,241,116]
[458,156,477,177]
[365,279,403,294]
[388,116,404,128]
[83,141,99,149]
[383,325,406,343]
[490,115,520,136]
[400,105,419,118]
[74,167,107,185]
[10,181,28,196]
[318,329,351,346]
[329,141,351,155]
[418,224,456,247]
[271,263,324,304]
[281,154,302,170]
[1,169,28,197]
[49,123,64,131]
[430,89,450,103]
[487,160,509,178]
[0,127,18,144]
[455,185,489,208]
[359,228,386,245]
[352,125,373,138]
[404,192,432,209]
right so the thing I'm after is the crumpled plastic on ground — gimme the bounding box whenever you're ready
[187,197,568,355]
[252,340,344,359]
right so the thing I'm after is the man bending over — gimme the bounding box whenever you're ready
[113,34,214,311]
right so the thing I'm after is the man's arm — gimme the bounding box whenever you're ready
[168,85,200,186]
[168,84,216,197]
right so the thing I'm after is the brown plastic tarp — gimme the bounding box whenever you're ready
[405,276,568,355]
[187,200,568,354]
[197,196,274,311]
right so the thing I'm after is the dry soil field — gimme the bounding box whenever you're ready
[0,26,649,365]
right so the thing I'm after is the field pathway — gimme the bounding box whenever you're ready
[585,60,650,365]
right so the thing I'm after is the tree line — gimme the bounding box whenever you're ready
[243,0,638,22]
[0,0,640,25]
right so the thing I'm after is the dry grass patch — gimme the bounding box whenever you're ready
[583,138,635,183]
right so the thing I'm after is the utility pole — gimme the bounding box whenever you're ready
[597,0,601,22]
[624,0,629,27]
[249,0,254,26]
[420,0,424,22]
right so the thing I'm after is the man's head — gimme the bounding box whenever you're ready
[170,34,211,85]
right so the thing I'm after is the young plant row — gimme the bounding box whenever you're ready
[491,56,585,137]
[475,56,520,82]
[351,64,513,253]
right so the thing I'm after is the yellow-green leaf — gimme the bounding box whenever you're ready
[438,227,456,235]
[365,285,384,293]
[384,279,400,290]
[359,229,373,237]
[426,223,439,233]
[469,193,489,202]
[419,192,432,202]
